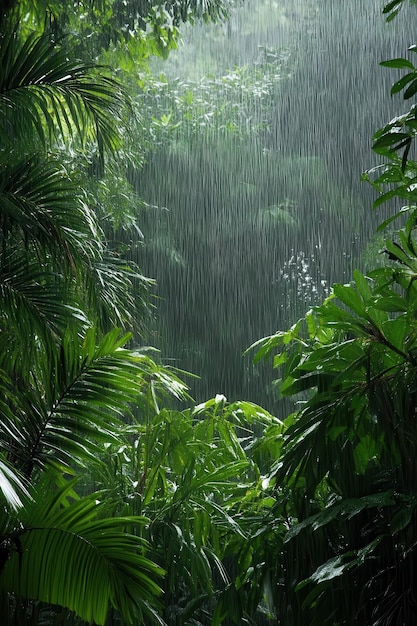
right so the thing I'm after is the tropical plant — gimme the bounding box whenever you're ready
[249,1,417,623]
[0,330,175,625]
[1,2,288,624]
[0,328,177,625]
[0,44,160,607]
[0,4,203,624]
[96,391,283,625]
[252,258,417,623]
[14,0,238,70]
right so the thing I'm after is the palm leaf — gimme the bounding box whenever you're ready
[0,158,101,259]
[14,328,137,475]
[5,327,168,477]
[1,479,163,625]
[0,247,90,367]
[86,253,153,332]
[0,24,127,152]
[0,458,29,511]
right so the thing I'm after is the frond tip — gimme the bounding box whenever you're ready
[0,459,29,511]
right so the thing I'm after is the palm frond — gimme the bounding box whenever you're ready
[87,253,153,332]
[1,479,163,625]
[0,158,101,259]
[7,327,161,477]
[0,458,29,511]
[0,24,127,152]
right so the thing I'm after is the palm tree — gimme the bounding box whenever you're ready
[0,11,166,624]
[0,330,168,625]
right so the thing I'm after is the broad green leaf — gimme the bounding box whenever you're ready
[273,351,287,368]
[404,79,417,98]
[391,72,417,94]
[353,270,372,299]
[380,58,415,69]
[381,317,408,347]
[332,283,366,317]
[373,131,410,150]
[353,435,379,474]
[383,0,403,15]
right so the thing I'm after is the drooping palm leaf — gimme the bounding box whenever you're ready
[87,253,154,332]
[0,157,149,341]
[0,23,126,152]
[0,158,101,259]
[0,478,163,625]
[0,458,29,511]
[5,327,154,477]
[0,247,90,372]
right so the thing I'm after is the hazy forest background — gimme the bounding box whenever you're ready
[137,0,414,411]
[2,0,417,624]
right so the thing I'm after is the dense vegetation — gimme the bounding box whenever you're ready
[1,0,417,624]
[0,1,279,623]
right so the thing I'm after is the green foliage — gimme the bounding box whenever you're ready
[139,56,289,143]
[383,0,417,21]
[0,24,126,152]
[13,0,417,623]
[0,19,142,346]
[249,4,417,621]
[253,234,417,622]
[1,478,163,625]
[97,394,283,624]
[0,1,290,624]
[0,5,164,625]
[14,0,237,66]
[0,329,180,624]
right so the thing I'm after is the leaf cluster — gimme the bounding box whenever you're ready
[96,394,283,625]
[248,5,417,612]
[0,6,163,625]
[252,227,417,622]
